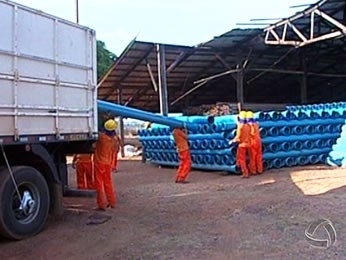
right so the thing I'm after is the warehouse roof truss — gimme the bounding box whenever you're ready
[264,0,346,47]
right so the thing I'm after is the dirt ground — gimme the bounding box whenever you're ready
[1,159,346,260]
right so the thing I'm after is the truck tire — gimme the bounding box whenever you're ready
[0,166,50,240]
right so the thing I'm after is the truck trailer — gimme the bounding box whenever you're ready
[0,0,98,240]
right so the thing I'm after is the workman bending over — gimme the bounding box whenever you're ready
[172,126,192,183]
[246,111,263,175]
[229,111,251,178]
[72,153,94,189]
[111,130,123,172]
[93,119,117,211]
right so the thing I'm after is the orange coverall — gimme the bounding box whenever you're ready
[94,132,117,210]
[248,122,263,174]
[111,135,123,171]
[233,123,251,178]
[72,154,94,189]
[172,128,192,183]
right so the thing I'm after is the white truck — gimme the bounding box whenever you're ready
[0,0,98,240]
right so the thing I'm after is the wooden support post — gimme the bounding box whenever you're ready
[117,87,125,158]
[300,53,308,104]
[236,65,244,110]
[157,44,169,116]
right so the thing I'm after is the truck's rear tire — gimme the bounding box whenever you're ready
[0,166,50,240]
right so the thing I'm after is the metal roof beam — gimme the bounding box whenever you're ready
[264,1,346,47]
[166,51,191,73]
[145,59,158,92]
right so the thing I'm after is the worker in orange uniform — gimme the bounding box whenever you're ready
[246,111,263,175]
[93,119,118,211]
[172,126,192,183]
[111,131,123,172]
[72,153,94,189]
[229,111,251,178]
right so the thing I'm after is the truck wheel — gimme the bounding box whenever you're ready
[0,166,50,240]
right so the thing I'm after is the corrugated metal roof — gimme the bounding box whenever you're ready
[98,0,346,112]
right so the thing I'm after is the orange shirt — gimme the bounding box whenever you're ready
[233,123,251,147]
[249,122,261,146]
[73,153,92,163]
[172,129,189,152]
[94,132,116,165]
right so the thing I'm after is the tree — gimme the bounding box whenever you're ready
[97,40,117,81]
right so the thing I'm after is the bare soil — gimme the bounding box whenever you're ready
[1,160,346,260]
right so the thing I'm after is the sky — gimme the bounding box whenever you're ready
[13,0,312,56]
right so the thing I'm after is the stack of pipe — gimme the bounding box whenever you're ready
[138,101,346,174]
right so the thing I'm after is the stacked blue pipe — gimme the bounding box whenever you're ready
[136,101,346,173]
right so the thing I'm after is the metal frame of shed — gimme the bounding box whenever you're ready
[98,0,346,113]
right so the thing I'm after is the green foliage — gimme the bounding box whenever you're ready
[97,40,117,81]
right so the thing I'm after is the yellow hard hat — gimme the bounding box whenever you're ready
[104,119,117,131]
[245,111,254,119]
[239,111,247,119]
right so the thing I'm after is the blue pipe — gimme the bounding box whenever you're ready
[200,140,209,149]
[325,139,335,147]
[271,159,282,169]
[303,140,314,149]
[212,154,223,165]
[307,155,319,164]
[280,142,291,151]
[214,122,237,132]
[267,111,282,121]
[200,124,218,133]
[261,133,339,144]
[293,110,309,119]
[280,111,297,120]
[268,127,279,136]
[221,154,235,165]
[207,140,216,150]
[262,148,331,160]
[292,125,304,135]
[280,126,291,135]
[314,139,324,148]
[204,155,212,164]
[260,128,269,137]
[223,130,236,140]
[314,125,324,134]
[213,115,237,124]
[97,100,198,131]
[196,154,203,164]
[266,143,279,153]
[216,140,227,149]
[173,115,215,124]
[147,148,235,155]
[284,157,295,167]
[259,118,345,128]
[297,156,308,166]
[150,123,168,129]
[310,110,331,119]
[263,160,272,170]
[303,125,314,134]
[333,124,343,132]
[139,133,226,142]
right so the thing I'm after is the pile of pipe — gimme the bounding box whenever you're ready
[138,101,346,173]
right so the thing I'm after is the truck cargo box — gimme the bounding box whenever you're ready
[0,0,98,144]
